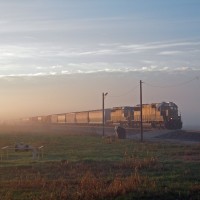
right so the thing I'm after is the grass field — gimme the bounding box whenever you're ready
[0,124,200,200]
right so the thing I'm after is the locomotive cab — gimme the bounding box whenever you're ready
[158,102,182,129]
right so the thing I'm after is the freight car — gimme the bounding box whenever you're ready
[89,109,111,124]
[27,102,182,129]
[66,113,76,124]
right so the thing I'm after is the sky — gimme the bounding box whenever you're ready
[0,0,200,128]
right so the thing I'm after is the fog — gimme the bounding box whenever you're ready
[0,70,199,128]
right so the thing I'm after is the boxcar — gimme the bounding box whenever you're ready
[41,115,52,123]
[76,111,89,124]
[66,113,76,124]
[89,109,111,124]
[29,116,39,122]
[50,115,58,123]
[37,116,42,122]
[57,113,66,123]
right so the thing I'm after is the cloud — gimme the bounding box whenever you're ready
[50,65,63,69]
[0,45,36,59]
[1,39,200,61]
[119,41,200,52]
[141,60,154,64]
[0,38,200,78]
[56,41,196,57]
[159,51,182,55]
[55,40,200,58]
[60,49,114,57]
[0,61,199,79]
[66,63,199,74]
[0,73,47,78]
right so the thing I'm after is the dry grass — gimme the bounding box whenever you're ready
[0,162,156,200]
[0,125,200,199]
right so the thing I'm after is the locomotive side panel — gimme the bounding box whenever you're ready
[142,104,151,122]
[154,111,164,122]
[133,111,140,122]
[111,109,126,123]
[110,107,134,126]
[133,104,164,127]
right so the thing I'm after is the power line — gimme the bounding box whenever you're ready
[108,84,140,98]
[144,76,199,88]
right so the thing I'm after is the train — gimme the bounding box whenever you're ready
[133,102,182,129]
[25,101,182,130]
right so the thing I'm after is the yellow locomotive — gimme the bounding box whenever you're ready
[133,102,182,129]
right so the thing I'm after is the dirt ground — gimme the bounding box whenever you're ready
[1,124,200,145]
[127,129,200,145]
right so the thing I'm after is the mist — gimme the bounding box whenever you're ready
[0,70,199,128]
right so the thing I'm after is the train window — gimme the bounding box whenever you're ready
[170,106,177,110]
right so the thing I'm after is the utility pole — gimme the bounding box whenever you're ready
[140,80,143,142]
[102,92,108,136]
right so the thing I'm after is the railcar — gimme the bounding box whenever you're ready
[29,116,38,122]
[66,113,76,124]
[50,115,58,123]
[89,109,111,124]
[41,115,52,123]
[75,111,89,124]
[133,102,182,129]
[109,106,134,127]
[57,113,66,124]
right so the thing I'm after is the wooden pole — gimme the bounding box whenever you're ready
[102,93,105,136]
[140,80,143,142]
